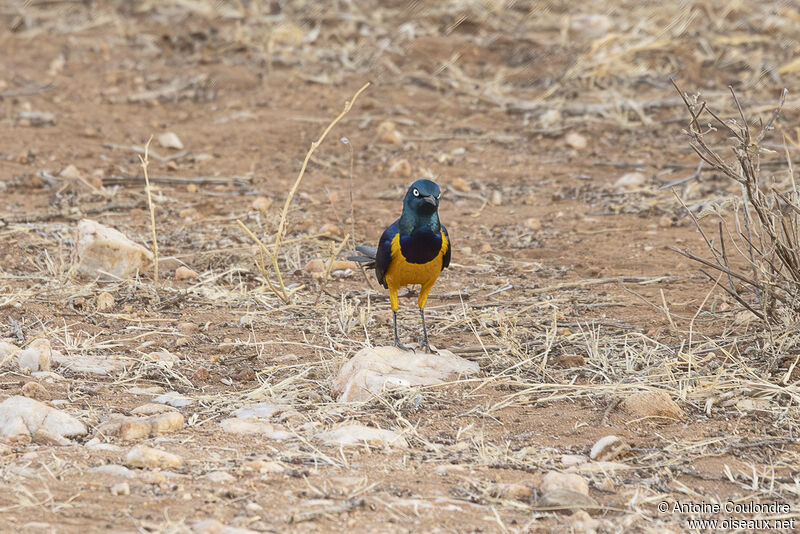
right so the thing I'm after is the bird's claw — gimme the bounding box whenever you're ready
[394,341,415,352]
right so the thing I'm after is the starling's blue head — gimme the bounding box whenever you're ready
[400,179,441,233]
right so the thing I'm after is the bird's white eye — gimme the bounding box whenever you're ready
[412,188,420,197]
[436,193,441,199]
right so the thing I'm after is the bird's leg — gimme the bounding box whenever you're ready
[393,310,413,352]
[419,308,436,354]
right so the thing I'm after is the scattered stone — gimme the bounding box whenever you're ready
[490,190,503,206]
[17,110,56,126]
[303,259,358,278]
[59,164,83,180]
[147,350,180,364]
[538,489,599,513]
[110,482,130,496]
[620,390,685,421]
[567,510,601,533]
[489,482,534,501]
[73,219,153,280]
[451,177,471,192]
[97,411,183,441]
[192,367,210,381]
[251,196,272,212]
[561,454,589,467]
[130,403,177,416]
[540,471,589,496]
[389,159,412,178]
[376,121,402,144]
[0,340,19,362]
[315,423,407,448]
[96,291,115,312]
[52,351,126,376]
[233,402,293,420]
[91,464,136,478]
[125,445,183,469]
[177,322,198,335]
[154,391,194,408]
[613,172,647,190]
[175,266,199,281]
[565,132,588,150]
[332,346,479,402]
[21,381,49,400]
[589,435,629,461]
[570,13,613,37]
[525,217,542,231]
[158,132,184,150]
[17,339,52,372]
[205,471,236,484]
[243,459,286,473]
[0,395,87,445]
[219,417,292,440]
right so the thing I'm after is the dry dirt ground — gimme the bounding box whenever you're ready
[2,1,800,533]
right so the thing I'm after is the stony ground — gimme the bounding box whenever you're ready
[2,1,800,533]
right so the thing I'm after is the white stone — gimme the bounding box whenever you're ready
[614,172,647,190]
[110,482,130,495]
[52,351,126,375]
[315,423,407,448]
[73,219,153,279]
[565,132,587,150]
[91,464,137,478]
[0,340,19,364]
[0,395,86,444]
[540,471,589,496]
[16,339,52,372]
[154,391,194,407]
[192,519,258,534]
[332,346,479,402]
[125,444,183,468]
[158,132,184,150]
[205,471,236,483]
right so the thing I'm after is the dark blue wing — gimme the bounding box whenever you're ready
[442,225,451,270]
[375,220,398,288]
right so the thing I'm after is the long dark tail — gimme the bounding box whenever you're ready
[348,245,377,269]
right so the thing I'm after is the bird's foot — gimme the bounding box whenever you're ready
[394,340,415,352]
[418,339,438,354]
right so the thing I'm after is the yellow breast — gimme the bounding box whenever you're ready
[384,231,448,290]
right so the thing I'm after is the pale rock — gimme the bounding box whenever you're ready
[73,219,153,279]
[175,266,199,281]
[620,390,684,421]
[539,108,562,127]
[125,444,183,468]
[0,340,19,363]
[565,132,588,150]
[376,121,402,144]
[315,423,407,448]
[233,402,297,421]
[52,351,126,376]
[219,417,292,440]
[525,217,542,231]
[589,435,628,461]
[570,461,628,474]
[319,222,340,236]
[570,13,613,37]
[451,177,471,192]
[0,396,86,444]
[17,339,52,372]
[147,350,180,364]
[59,164,83,180]
[561,454,589,467]
[538,489,599,512]
[110,482,130,496]
[158,132,184,150]
[332,346,479,402]
[96,412,184,441]
[567,510,601,533]
[613,172,647,190]
[489,482,533,501]
[303,259,358,278]
[91,464,137,478]
[251,196,272,212]
[154,391,194,408]
[21,381,49,400]
[490,190,503,206]
[540,471,589,496]
[130,403,178,415]
[242,459,286,473]
[96,292,115,312]
[389,159,412,178]
[205,471,236,483]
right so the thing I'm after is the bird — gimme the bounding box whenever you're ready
[350,179,450,353]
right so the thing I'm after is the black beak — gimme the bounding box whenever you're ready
[423,195,438,207]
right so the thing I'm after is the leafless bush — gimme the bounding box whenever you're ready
[671,81,795,324]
